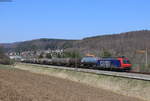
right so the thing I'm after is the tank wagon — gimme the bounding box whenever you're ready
[81,56,98,67]
[22,56,132,71]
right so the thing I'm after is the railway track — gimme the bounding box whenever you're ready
[129,71,150,75]
[22,63,150,81]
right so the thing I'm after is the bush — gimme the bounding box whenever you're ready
[39,52,44,58]
[0,46,14,65]
[63,51,81,58]
[46,53,52,59]
[0,56,14,65]
[140,64,150,73]
[132,64,150,73]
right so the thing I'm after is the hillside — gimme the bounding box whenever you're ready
[76,30,150,71]
[2,38,77,52]
[1,30,150,71]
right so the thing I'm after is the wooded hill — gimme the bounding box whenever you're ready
[76,30,150,68]
[2,38,77,52]
[1,30,150,71]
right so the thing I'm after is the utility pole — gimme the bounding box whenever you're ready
[74,48,77,71]
[145,48,148,68]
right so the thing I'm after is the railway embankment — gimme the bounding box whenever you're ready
[15,63,150,101]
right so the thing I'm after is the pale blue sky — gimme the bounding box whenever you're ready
[0,0,150,43]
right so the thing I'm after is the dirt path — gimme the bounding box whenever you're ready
[0,69,143,101]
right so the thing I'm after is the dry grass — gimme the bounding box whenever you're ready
[15,63,150,101]
[0,65,143,101]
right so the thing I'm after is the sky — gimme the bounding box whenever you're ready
[0,0,150,43]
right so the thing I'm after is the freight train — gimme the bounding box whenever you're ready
[22,56,132,71]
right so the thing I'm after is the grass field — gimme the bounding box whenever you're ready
[0,64,14,69]
[0,64,144,101]
[15,63,150,101]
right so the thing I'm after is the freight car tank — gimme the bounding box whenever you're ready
[51,58,70,66]
[51,58,81,67]
[81,56,98,68]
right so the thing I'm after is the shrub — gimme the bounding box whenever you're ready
[0,46,14,65]
[63,51,81,58]
[46,53,52,59]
